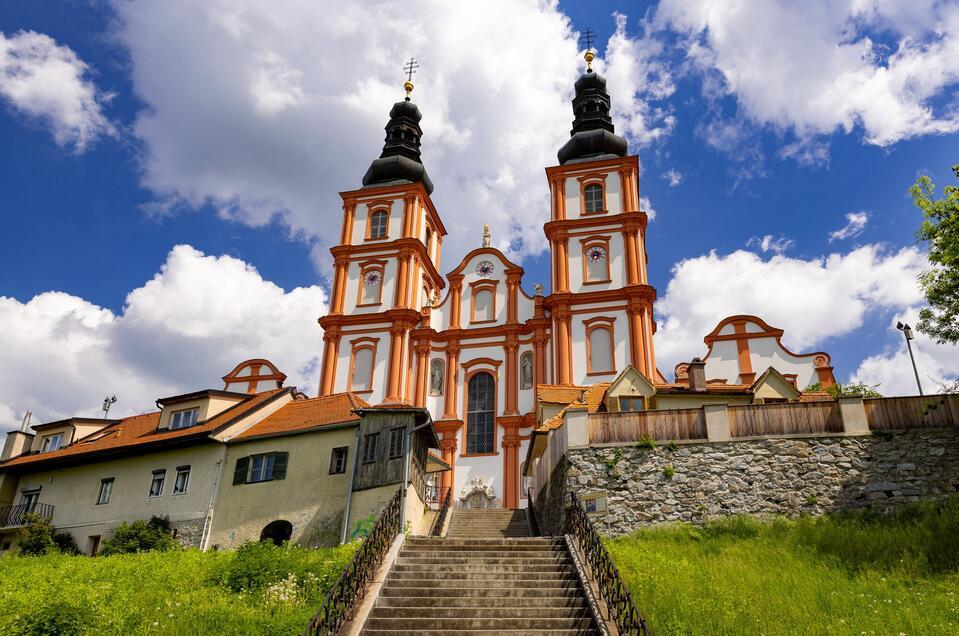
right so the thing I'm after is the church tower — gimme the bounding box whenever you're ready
[319,79,447,404]
[544,48,657,385]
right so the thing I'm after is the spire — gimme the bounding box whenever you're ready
[556,34,628,165]
[362,58,434,193]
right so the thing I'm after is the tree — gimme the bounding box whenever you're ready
[99,515,175,556]
[911,165,959,343]
[804,382,883,399]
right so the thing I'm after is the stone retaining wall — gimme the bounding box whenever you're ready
[536,429,959,537]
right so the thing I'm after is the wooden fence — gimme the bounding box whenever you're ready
[589,408,707,444]
[864,395,959,430]
[727,401,843,437]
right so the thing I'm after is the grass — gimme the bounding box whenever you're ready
[606,498,959,635]
[0,542,356,635]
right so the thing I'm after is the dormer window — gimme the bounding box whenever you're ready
[584,183,604,213]
[169,408,199,430]
[40,433,63,453]
[369,210,389,239]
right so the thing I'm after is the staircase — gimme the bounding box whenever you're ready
[360,509,601,635]
[445,507,531,538]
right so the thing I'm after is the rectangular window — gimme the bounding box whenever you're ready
[20,488,40,508]
[173,466,191,494]
[148,469,166,498]
[40,433,63,453]
[232,453,288,485]
[388,427,405,459]
[169,408,199,430]
[362,433,378,464]
[330,447,348,474]
[97,478,114,505]
[618,397,645,412]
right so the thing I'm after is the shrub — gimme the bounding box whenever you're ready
[636,435,656,450]
[52,530,80,555]
[662,465,676,480]
[13,600,95,636]
[99,516,175,556]
[665,440,678,452]
[16,514,57,556]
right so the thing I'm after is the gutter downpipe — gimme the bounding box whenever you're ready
[339,426,361,545]
[200,445,228,551]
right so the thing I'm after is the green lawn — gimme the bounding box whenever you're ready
[0,541,356,635]
[606,498,959,635]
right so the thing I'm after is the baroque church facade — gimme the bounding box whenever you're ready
[317,55,657,510]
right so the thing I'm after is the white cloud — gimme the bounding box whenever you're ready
[639,195,656,221]
[0,30,115,150]
[110,2,675,274]
[829,211,869,242]
[662,168,682,186]
[654,244,928,377]
[655,0,959,151]
[851,308,958,396]
[746,234,794,254]
[0,245,327,432]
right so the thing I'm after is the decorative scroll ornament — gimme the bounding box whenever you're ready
[587,246,606,262]
[813,354,830,368]
[476,260,494,277]
[460,476,495,500]
[364,270,382,286]
[674,363,689,380]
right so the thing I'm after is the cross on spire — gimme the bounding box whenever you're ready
[404,57,419,83]
[580,28,595,52]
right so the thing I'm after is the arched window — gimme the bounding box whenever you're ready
[472,286,495,323]
[369,210,389,239]
[586,323,615,375]
[466,372,495,454]
[360,266,384,305]
[429,358,445,396]
[583,238,611,283]
[520,351,534,389]
[260,520,293,546]
[584,183,604,213]
[350,344,375,392]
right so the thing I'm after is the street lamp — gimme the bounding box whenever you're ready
[896,322,923,396]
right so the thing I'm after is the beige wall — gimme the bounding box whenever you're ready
[5,444,225,554]
[209,425,357,549]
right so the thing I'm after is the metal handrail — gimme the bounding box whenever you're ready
[0,502,54,527]
[303,488,402,636]
[568,491,651,635]
[429,489,451,536]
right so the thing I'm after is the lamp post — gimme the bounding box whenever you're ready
[896,322,923,396]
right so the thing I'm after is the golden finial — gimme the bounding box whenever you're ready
[403,58,418,100]
[581,28,595,72]
[584,50,594,71]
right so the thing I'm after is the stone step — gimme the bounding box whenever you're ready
[374,596,589,609]
[384,576,579,588]
[388,570,575,582]
[379,586,583,598]
[362,630,596,636]
[369,606,592,620]
[392,563,574,574]
[363,617,595,631]
[399,549,564,558]
[404,537,560,545]
[397,556,568,566]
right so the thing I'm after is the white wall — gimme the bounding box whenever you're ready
[334,327,391,404]
[570,308,630,385]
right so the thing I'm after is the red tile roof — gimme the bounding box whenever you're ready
[537,383,611,432]
[1,388,288,469]
[234,392,368,439]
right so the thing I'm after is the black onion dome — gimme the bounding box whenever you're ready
[362,98,434,193]
[557,69,628,165]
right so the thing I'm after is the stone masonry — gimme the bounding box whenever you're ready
[535,429,959,537]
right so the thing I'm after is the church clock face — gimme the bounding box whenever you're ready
[476,261,494,277]
[364,270,382,286]
[587,246,606,262]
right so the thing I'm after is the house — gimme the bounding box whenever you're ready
[0,359,446,555]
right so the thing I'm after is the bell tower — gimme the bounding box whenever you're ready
[544,46,657,385]
[319,70,447,404]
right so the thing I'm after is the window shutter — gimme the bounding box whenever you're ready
[272,452,289,480]
[233,457,249,485]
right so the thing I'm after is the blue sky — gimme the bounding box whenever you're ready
[1,1,957,427]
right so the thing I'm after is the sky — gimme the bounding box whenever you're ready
[1,0,957,430]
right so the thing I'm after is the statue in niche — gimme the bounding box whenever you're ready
[521,352,533,389]
[429,359,445,396]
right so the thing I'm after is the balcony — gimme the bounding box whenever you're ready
[0,503,54,529]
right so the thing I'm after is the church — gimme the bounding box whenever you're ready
[316,50,836,511]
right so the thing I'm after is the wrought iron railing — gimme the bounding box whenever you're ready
[0,503,54,527]
[568,491,651,635]
[429,489,451,536]
[526,487,541,537]
[303,488,402,636]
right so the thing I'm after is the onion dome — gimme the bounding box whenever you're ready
[362,80,434,193]
[557,50,628,165]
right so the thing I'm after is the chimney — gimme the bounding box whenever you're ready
[2,430,34,460]
[688,358,707,392]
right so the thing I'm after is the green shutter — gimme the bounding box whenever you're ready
[272,452,289,480]
[233,457,249,485]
